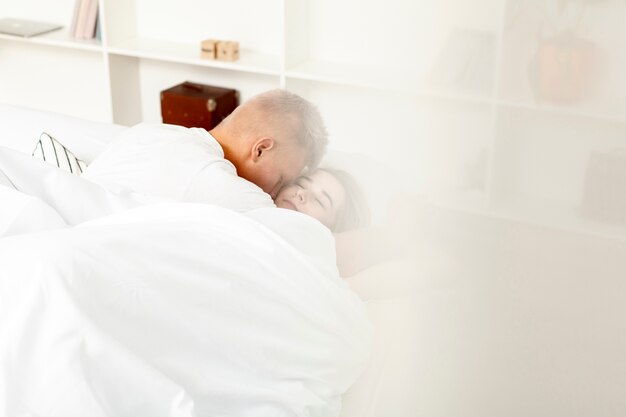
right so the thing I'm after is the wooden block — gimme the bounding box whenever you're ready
[217,41,239,62]
[200,39,218,60]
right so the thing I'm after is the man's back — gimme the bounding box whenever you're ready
[82,123,274,212]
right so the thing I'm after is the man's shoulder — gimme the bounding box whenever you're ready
[112,123,222,153]
[184,162,275,211]
[84,123,226,191]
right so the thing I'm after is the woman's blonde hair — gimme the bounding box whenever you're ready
[318,168,371,233]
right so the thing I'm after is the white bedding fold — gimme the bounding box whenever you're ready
[0,146,154,234]
[0,185,67,237]
[0,203,371,417]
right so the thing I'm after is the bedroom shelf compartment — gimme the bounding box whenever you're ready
[103,0,283,70]
[0,30,103,53]
[3,0,626,244]
[0,42,110,122]
[496,0,626,125]
[106,37,282,77]
[108,57,282,126]
[488,105,626,238]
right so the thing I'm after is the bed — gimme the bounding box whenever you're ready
[0,104,427,416]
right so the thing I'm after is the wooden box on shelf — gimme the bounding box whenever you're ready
[160,81,239,130]
[217,41,239,62]
[200,39,218,60]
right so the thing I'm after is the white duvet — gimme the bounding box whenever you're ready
[0,167,371,416]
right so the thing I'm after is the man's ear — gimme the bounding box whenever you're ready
[251,137,274,162]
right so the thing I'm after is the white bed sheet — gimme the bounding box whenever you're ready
[0,202,371,416]
[0,104,391,417]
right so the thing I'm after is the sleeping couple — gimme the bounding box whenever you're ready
[0,89,371,276]
[0,90,375,417]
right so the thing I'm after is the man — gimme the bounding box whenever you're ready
[0,89,327,235]
[211,89,327,198]
[82,89,328,212]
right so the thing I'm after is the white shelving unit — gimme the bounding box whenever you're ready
[1,0,625,240]
[0,29,102,51]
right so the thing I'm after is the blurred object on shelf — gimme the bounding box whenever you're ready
[528,30,599,104]
[217,41,239,62]
[522,0,609,105]
[70,0,99,39]
[199,39,239,62]
[503,0,612,107]
[200,39,218,60]
[581,148,626,225]
[463,147,488,192]
[430,28,495,94]
[0,18,62,38]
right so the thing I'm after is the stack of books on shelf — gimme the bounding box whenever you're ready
[70,0,100,40]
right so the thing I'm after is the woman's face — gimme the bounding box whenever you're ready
[275,170,347,230]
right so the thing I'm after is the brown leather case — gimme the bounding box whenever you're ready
[160,81,239,130]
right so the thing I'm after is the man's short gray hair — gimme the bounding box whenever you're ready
[247,89,328,170]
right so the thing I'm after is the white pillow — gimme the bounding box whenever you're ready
[32,132,87,175]
[0,104,126,162]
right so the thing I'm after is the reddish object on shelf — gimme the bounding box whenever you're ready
[529,33,598,104]
[160,81,239,130]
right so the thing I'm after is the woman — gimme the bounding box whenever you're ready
[276,168,399,277]
[274,168,370,233]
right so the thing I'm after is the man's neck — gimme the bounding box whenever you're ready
[209,126,240,169]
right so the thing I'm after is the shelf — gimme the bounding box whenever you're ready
[2,0,625,237]
[432,190,626,242]
[285,59,417,92]
[420,85,494,106]
[0,28,102,52]
[106,37,281,76]
[285,59,493,105]
[497,99,626,125]
[490,197,626,242]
